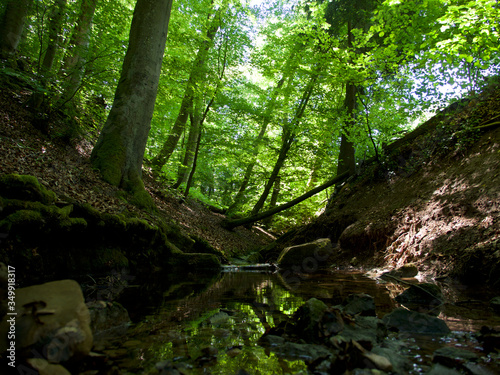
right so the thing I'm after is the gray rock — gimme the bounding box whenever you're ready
[382,307,450,335]
[293,298,328,342]
[433,346,479,368]
[0,279,93,362]
[331,316,386,346]
[274,341,333,363]
[87,300,130,344]
[341,293,376,316]
[427,363,462,375]
[372,346,413,374]
[277,238,334,269]
[259,334,285,347]
[490,296,500,314]
[395,283,443,308]
[27,358,71,375]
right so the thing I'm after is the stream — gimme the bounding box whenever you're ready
[100,267,500,374]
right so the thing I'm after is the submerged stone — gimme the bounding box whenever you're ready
[395,283,443,307]
[340,293,376,316]
[382,307,450,335]
[293,298,328,342]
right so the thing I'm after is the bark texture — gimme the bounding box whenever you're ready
[0,0,33,57]
[91,0,173,207]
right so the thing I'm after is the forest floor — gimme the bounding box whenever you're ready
[0,87,274,261]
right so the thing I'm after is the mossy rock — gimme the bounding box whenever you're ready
[0,174,57,204]
[0,209,45,233]
[170,252,221,271]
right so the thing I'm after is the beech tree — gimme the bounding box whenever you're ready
[0,0,33,58]
[90,0,173,207]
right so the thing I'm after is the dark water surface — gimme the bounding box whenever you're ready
[112,268,500,374]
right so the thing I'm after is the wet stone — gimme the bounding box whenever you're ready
[340,293,376,316]
[395,283,443,310]
[427,363,463,375]
[490,296,500,314]
[382,307,450,335]
[273,341,333,363]
[433,346,479,368]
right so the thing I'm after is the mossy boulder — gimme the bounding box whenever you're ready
[0,174,57,204]
[277,238,334,270]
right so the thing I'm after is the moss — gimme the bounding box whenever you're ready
[0,174,57,204]
[58,217,87,231]
[96,247,129,270]
[0,209,45,233]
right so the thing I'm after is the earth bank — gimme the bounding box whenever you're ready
[259,84,500,287]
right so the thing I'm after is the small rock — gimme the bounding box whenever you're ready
[433,346,479,368]
[293,298,328,342]
[259,334,285,347]
[490,297,500,314]
[274,341,333,363]
[27,358,71,375]
[341,293,376,316]
[382,307,450,335]
[427,363,462,375]
[363,351,393,372]
[87,300,130,341]
[395,283,443,309]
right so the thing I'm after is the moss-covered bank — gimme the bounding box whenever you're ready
[0,174,220,285]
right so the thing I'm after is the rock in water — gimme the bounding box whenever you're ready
[382,307,450,335]
[0,279,93,362]
[277,238,334,270]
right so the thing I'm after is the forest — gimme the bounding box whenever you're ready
[1,0,499,230]
[1,0,500,374]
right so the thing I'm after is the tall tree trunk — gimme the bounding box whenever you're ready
[337,82,358,176]
[0,0,33,58]
[59,0,97,103]
[41,0,67,74]
[226,74,290,214]
[336,21,357,176]
[30,0,67,110]
[251,73,318,216]
[90,0,172,208]
[173,99,201,189]
[262,175,281,227]
[152,12,220,172]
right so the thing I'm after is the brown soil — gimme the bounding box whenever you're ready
[0,88,274,260]
[264,85,500,286]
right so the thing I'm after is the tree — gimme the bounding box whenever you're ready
[59,0,98,103]
[90,0,173,208]
[151,7,221,173]
[0,0,33,58]
[40,0,67,74]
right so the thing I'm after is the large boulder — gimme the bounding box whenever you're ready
[0,279,93,363]
[277,238,334,270]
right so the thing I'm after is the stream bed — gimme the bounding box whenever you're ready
[101,268,500,374]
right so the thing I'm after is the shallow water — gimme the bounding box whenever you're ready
[111,268,500,374]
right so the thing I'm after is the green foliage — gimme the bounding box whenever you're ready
[6,0,500,231]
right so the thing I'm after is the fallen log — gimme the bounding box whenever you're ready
[221,171,350,230]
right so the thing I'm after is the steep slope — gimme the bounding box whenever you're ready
[262,83,500,286]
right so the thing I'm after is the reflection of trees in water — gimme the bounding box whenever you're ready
[155,272,302,330]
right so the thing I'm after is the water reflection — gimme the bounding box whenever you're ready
[114,270,500,374]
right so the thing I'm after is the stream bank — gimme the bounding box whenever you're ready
[257,84,500,287]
